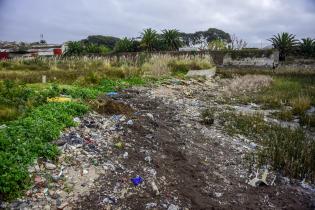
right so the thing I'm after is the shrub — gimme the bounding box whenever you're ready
[290,96,311,115]
[220,111,315,182]
[0,102,89,200]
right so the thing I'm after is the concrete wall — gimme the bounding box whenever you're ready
[222,50,279,67]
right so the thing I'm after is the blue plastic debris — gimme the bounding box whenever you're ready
[107,92,118,97]
[111,114,122,121]
[131,176,143,186]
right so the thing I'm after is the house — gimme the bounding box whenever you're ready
[0,43,65,59]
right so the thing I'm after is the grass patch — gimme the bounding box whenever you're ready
[219,111,315,182]
[0,102,89,200]
[273,109,294,121]
[290,96,311,115]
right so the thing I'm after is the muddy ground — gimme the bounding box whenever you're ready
[5,78,315,210]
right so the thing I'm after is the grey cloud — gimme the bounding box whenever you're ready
[0,0,314,46]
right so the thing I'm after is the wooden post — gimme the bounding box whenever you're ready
[42,75,47,83]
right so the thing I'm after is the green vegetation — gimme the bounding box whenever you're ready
[64,41,110,56]
[245,76,315,110]
[0,102,89,200]
[215,111,315,182]
[268,32,298,61]
[299,38,315,57]
[161,29,183,51]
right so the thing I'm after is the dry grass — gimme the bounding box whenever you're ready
[290,96,311,115]
[222,75,273,97]
[142,54,213,77]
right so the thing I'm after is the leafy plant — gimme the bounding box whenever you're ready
[161,29,183,51]
[0,102,89,200]
[140,28,159,52]
[299,38,315,57]
[268,32,298,61]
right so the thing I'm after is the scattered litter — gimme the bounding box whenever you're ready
[168,204,179,210]
[127,120,134,125]
[47,97,72,103]
[151,181,160,196]
[248,170,268,187]
[146,203,157,209]
[115,142,124,149]
[146,113,154,120]
[73,117,81,123]
[0,124,7,129]
[214,192,223,198]
[107,92,118,97]
[123,152,129,159]
[131,176,143,186]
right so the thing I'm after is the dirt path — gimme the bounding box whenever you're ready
[74,79,314,210]
[5,78,314,210]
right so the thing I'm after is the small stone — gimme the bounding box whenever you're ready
[45,163,57,170]
[44,205,51,210]
[57,202,69,210]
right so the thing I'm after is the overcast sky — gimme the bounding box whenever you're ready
[0,0,314,47]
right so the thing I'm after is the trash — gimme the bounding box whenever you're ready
[47,97,72,103]
[146,203,157,208]
[167,204,179,210]
[249,142,257,149]
[146,113,154,120]
[131,176,143,186]
[107,92,118,97]
[123,152,129,159]
[248,177,268,187]
[73,117,81,123]
[127,120,134,125]
[111,114,122,121]
[214,192,223,198]
[151,181,160,196]
[248,169,268,187]
[0,124,7,129]
[115,142,124,149]
[45,162,57,170]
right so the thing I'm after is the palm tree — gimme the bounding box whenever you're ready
[140,28,158,51]
[299,38,314,57]
[268,32,298,61]
[161,29,182,51]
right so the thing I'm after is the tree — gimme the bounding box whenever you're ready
[64,41,85,56]
[140,28,159,51]
[86,44,110,54]
[114,37,140,52]
[161,29,182,51]
[208,39,227,50]
[299,38,315,57]
[268,32,298,61]
[180,28,231,47]
[228,34,248,50]
[82,35,120,49]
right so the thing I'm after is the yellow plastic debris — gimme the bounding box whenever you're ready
[47,97,72,103]
[114,142,124,149]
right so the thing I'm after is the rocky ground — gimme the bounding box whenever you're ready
[4,77,315,210]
